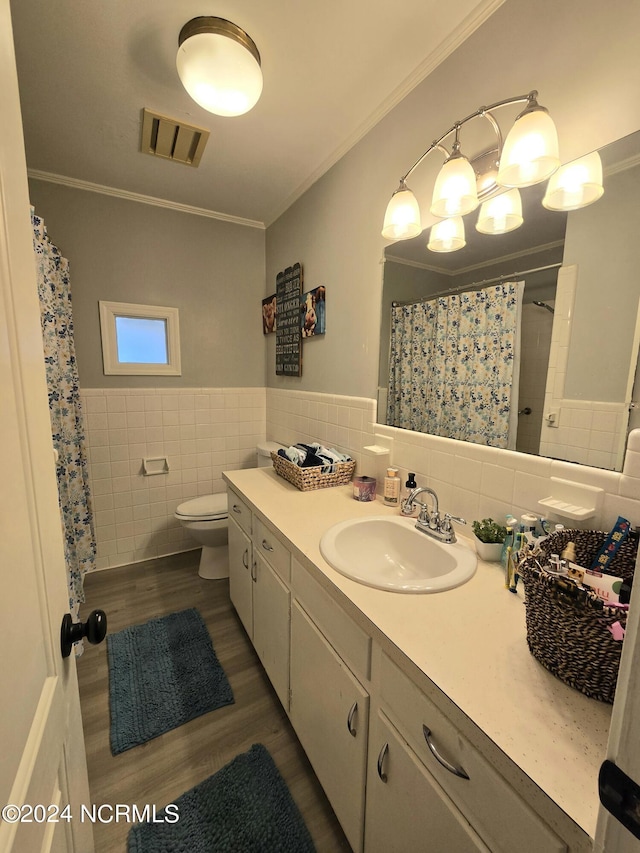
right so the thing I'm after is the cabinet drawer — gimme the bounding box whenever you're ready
[292,557,371,681]
[227,489,252,536]
[253,516,291,583]
[380,653,566,853]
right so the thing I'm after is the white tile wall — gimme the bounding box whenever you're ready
[84,385,639,572]
[266,388,640,533]
[82,387,266,569]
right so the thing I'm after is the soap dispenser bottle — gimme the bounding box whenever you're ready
[401,472,417,516]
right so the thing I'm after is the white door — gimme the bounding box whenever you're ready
[0,2,93,850]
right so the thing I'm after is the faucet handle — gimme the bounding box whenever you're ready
[442,513,466,529]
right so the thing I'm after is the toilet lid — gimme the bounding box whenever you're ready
[175,493,228,521]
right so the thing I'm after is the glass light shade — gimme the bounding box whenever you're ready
[476,188,523,235]
[430,155,479,217]
[382,185,422,240]
[427,216,466,253]
[177,32,263,117]
[497,109,560,187]
[542,151,604,211]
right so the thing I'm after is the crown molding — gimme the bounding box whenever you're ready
[27,170,266,230]
[385,240,565,275]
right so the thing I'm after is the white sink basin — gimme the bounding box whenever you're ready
[319,515,477,593]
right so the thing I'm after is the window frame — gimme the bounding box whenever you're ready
[98,300,182,376]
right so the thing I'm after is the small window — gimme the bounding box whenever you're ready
[99,301,181,376]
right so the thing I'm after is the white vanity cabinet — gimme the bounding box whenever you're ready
[227,507,253,635]
[376,653,567,853]
[290,601,369,853]
[227,488,291,709]
[366,710,490,853]
[224,477,585,853]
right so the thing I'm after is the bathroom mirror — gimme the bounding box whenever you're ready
[377,129,640,472]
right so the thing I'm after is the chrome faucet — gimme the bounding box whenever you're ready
[401,485,466,543]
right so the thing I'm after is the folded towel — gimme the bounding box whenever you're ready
[278,443,352,473]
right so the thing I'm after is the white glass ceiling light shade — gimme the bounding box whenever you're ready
[381,179,422,240]
[476,188,523,235]
[430,146,479,218]
[542,151,604,211]
[497,99,560,188]
[427,216,465,253]
[177,17,263,117]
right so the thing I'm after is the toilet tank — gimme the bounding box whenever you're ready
[257,441,284,468]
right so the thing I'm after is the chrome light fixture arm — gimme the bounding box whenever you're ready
[398,91,537,184]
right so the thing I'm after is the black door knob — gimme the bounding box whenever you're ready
[60,610,107,658]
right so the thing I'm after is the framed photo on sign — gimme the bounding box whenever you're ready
[301,285,326,337]
[262,293,277,334]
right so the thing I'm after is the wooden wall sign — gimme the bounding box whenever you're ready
[276,262,302,376]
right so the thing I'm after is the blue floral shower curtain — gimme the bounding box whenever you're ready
[32,208,96,619]
[387,282,523,448]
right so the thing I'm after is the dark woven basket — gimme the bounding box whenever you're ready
[520,529,638,704]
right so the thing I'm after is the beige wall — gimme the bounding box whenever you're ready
[28,180,267,389]
[266,0,640,400]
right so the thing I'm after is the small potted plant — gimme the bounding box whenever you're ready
[472,518,507,562]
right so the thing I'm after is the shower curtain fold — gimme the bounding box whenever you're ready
[32,208,96,620]
[387,282,524,449]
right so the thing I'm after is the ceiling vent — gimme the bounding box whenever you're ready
[140,108,209,167]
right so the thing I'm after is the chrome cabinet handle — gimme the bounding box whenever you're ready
[242,549,249,569]
[261,539,274,552]
[232,504,242,514]
[422,725,469,779]
[251,560,257,583]
[377,742,389,782]
[347,701,358,737]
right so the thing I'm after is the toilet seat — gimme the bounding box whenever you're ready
[175,493,228,522]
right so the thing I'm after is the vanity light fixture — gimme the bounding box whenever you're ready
[382,90,603,252]
[542,151,604,211]
[476,188,523,235]
[427,216,466,253]
[176,17,263,117]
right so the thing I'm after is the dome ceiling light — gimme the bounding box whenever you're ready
[177,17,263,117]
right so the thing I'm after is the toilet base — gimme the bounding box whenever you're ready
[198,544,229,580]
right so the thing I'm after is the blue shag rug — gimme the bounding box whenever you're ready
[108,608,234,755]
[127,743,316,853]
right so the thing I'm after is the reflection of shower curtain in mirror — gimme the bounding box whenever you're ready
[32,208,96,621]
[387,282,523,448]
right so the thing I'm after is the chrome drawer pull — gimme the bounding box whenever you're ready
[261,539,274,552]
[232,504,242,514]
[422,725,469,779]
[347,701,358,737]
[251,560,257,583]
[377,742,389,782]
[242,549,249,569]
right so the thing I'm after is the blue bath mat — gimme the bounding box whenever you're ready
[128,743,316,853]
[108,608,234,755]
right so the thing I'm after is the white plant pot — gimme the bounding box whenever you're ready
[474,537,503,562]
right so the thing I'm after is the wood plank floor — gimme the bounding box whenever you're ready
[77,550,351,853]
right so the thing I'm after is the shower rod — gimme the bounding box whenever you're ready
[391,262,562,307]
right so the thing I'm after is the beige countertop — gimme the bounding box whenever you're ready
[224,467,612,840]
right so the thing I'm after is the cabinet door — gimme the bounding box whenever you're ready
[365,711,490,853]
[290,601,369,853]
[253,551,290,710]
[228,517,253,637]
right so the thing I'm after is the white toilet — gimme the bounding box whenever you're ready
[174,441,284,579]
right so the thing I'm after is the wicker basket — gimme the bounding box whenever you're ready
[270,451,356,492]
[520,529,637,704]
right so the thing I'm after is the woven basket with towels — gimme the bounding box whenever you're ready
[270,449,355,492]
[519,528,637,704]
